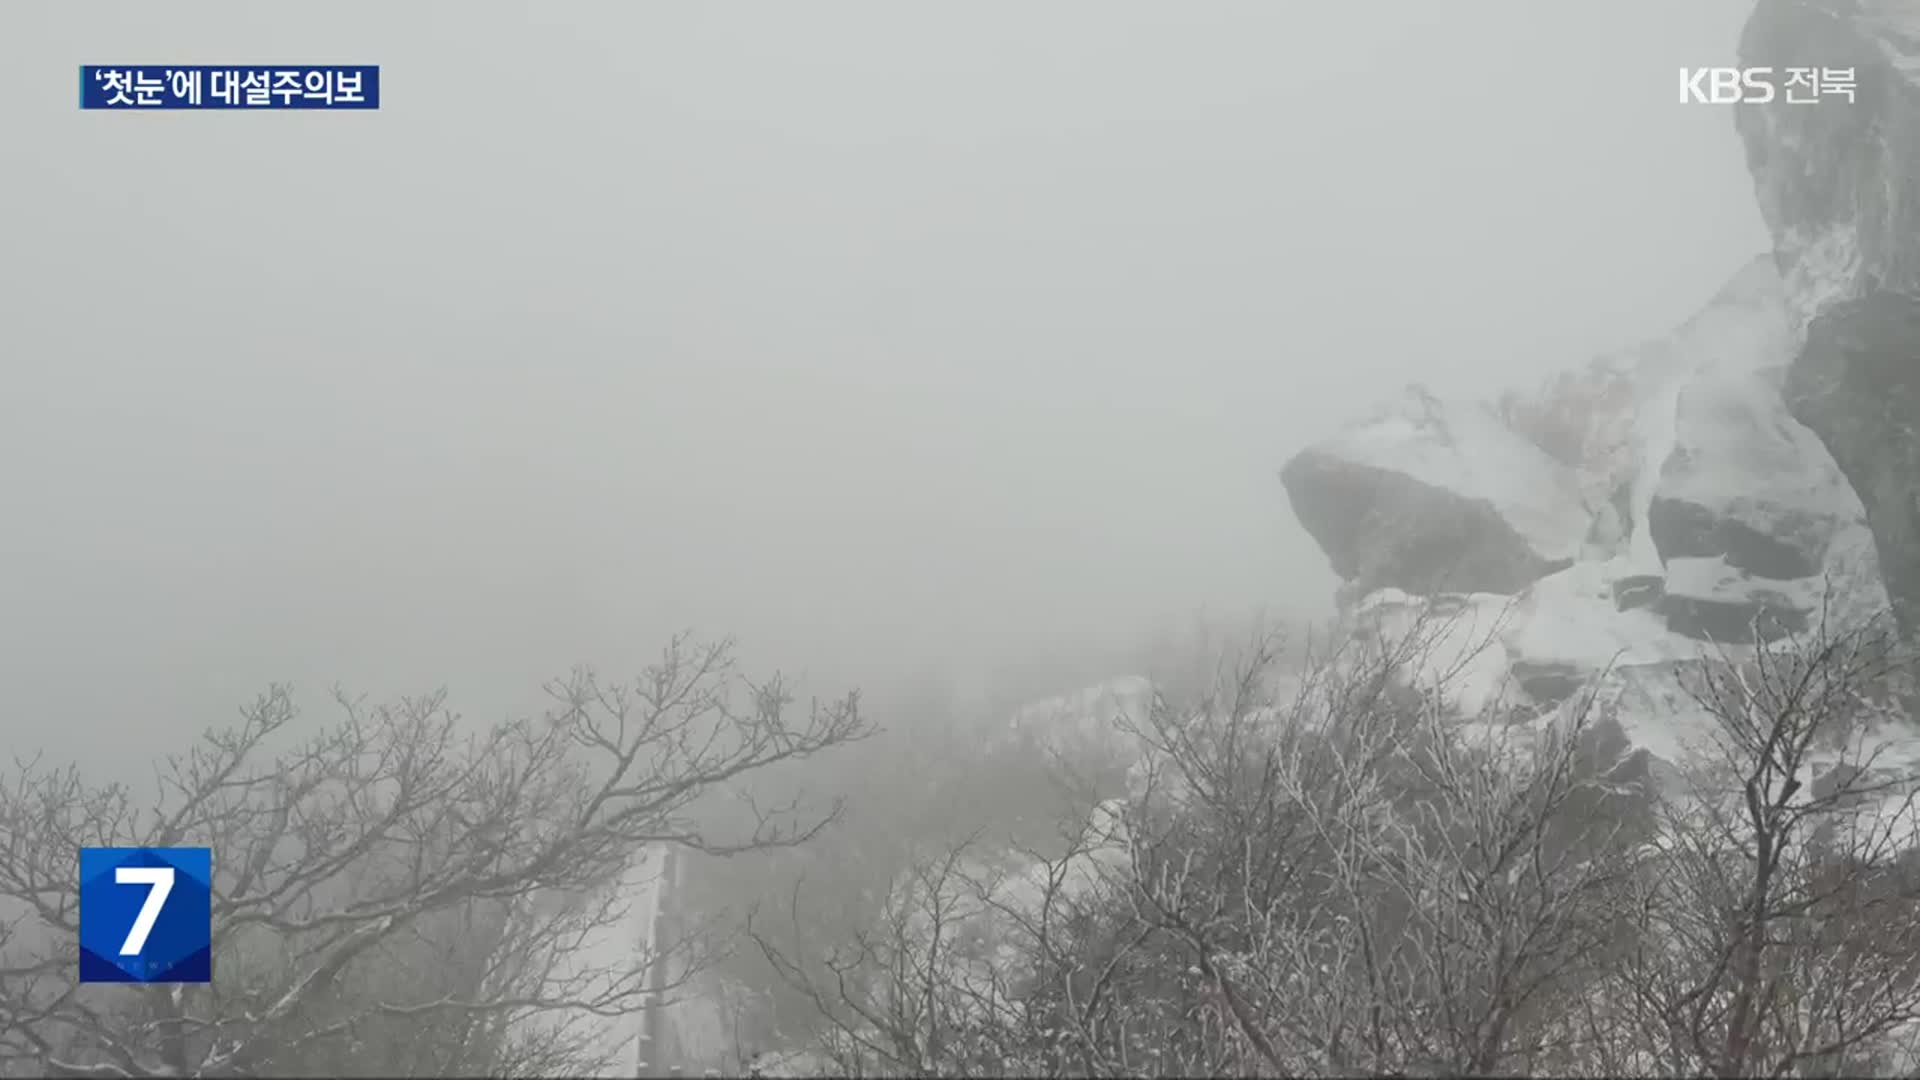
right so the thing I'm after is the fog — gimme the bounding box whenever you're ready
[2,1,1762,766]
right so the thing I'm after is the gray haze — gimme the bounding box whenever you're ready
[2,2,1761,763]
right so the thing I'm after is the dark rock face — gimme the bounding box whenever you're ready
[1511,660,1585,707]
[1788,292,1920,634]
[1611,574,1665,612]
[1737,0,1920,633]
[1658,589,1808,645]
[1736,0,1920,306]
[1646,495,1829,580]
[1281,386,1590,597]
[1647,369,1857,584]
[1282,453,1574,596]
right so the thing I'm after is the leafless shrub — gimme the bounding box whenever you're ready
[1587,613,1920,1077]
[749,606,1920,1078]
[0,634,868,1078]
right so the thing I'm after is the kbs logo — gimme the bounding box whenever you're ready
[1679,66,1857,105]
[78,847,213,983]
[1679,67,1776,104]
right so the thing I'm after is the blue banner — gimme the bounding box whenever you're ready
[80,66,380,109]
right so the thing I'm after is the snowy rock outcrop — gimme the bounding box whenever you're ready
[997,0,1920,828]
[1647,366,1849,583]
[992,674,1157,796]
[1285,253,1889,657]
[1650,359,1885,644]
[1737,0,1920,634]
[1006,675,1155,755]
[1283,251,1893,770]
[1281,385,1590,596]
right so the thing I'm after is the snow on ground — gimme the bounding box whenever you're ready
[1588,662,1722,773]
[1662,555,1762,605]
[1503,561,1693,669]
[1347,555,1898,781]
[1354,561,1900,772]
[1355,563,1708,721]
[1352,587,1526,717]
[503,848,668,1077]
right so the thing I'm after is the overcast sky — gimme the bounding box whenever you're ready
[1,1,1764,763]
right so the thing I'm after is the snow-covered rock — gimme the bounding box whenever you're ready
[1285,251,1897,775]
[1737,0,1920,635]
[1649,365,1858,581]
[1658,557,1809,644]
[1734,0,1920,329]
[1007,675,1155,748]
[1282,385,1591,597]
[1497,256,1792,573]
[1272,46,1920,958]
[997,674,1156,787]
[1281,250,1890,649]
[1349,587,1529,717]
[1503,257,1885,647]
[889,799,1130,1019]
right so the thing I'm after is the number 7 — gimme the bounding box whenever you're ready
[115,866,175,956]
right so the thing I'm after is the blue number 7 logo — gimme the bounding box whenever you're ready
[78,847,212,983]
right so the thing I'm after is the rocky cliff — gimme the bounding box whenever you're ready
[1281,254,1895,761]
[1276,0,1920,774]
[1736,0,1920,634]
